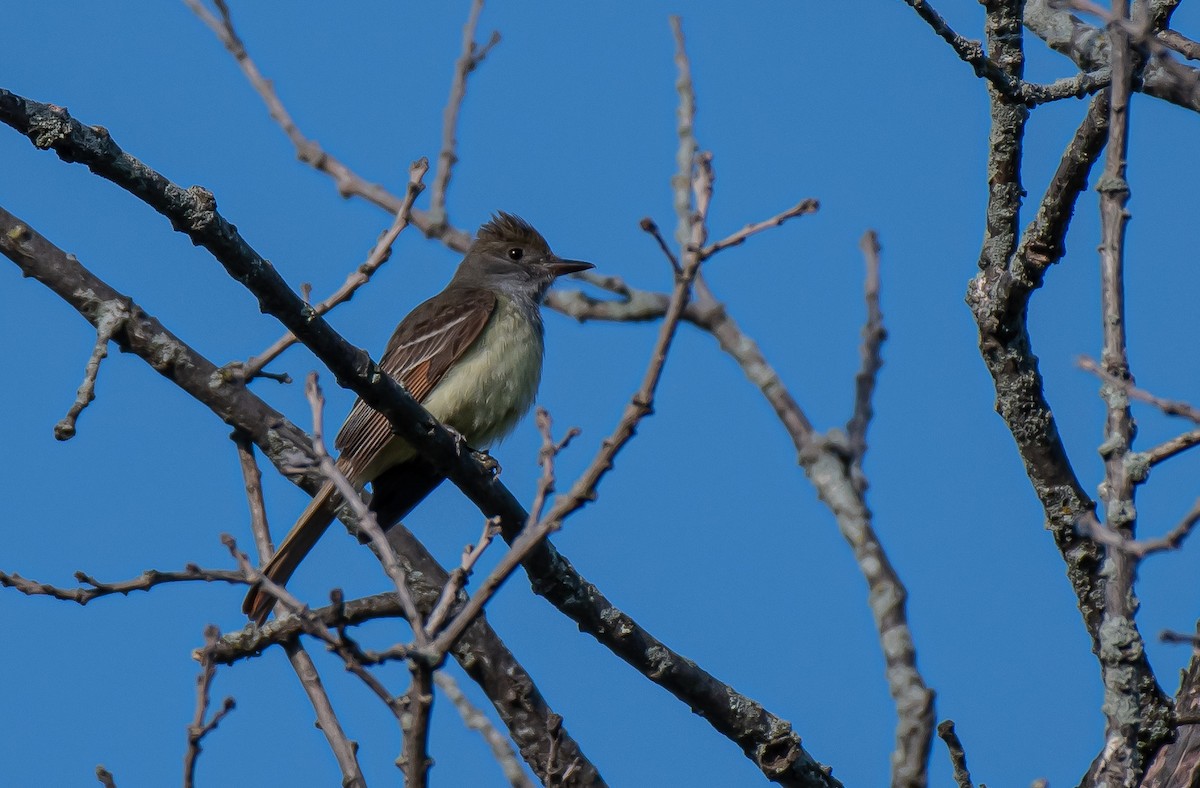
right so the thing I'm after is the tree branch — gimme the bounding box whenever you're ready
[232,431,367,787]
[0,201,603,787]
[184,624,237,788]
[428,0,501,229]
[181,0,472,250]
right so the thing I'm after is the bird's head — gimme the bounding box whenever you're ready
[456,212,593,298]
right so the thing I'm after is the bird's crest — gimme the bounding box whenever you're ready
[477,212,549,250]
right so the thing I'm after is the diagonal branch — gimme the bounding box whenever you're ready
[242,157,428,380]
[184,624,237,788]
[846,230,886,472]
[1,68,844,788]
[181,0,473,250]
[699,198,819,260]
[900,0,1110,103]
[428,0,501,228]
[436,671,536,788]
[232,432,367,787]
[0,201,604,788]
[54,306,125,440]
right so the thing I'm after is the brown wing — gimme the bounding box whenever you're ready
[333,287,496,483]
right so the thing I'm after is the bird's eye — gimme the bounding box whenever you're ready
[508,247,524,261]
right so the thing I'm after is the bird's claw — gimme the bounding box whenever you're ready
[472,449,502,477]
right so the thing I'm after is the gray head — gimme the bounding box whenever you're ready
[452,212,593,300]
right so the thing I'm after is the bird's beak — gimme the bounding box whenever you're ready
[547,258,594,278]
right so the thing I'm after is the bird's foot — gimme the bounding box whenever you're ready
[471,448,502,477]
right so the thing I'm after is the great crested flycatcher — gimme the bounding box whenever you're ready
[243,213,592,622]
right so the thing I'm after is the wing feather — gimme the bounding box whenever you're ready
[333,288,496,484]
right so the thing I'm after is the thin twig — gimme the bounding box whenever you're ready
[671,15,697,248]
[184,624,236,788]
[281,641,366,788]
[401,664,435,788]
[301,372,431,648]
[846,230,886,471]
[54,307,126,440]
[1161,629,1200,647]
[639,217,681,273]
[0,201,602,785]
[95,766,117,788]
[1079,496,1200,557]
[936,720,976,788]
[1142,428,1200,467]
[428,409,577,655]
[900,0,1109,103]
[429,0,500,227]
[0,565,246,604]
[183,0,472,250]
[232,431,274,558]
[699,198,819,260]
[221,533,405,719]
[436,672,536,788]
[1079,355,1200,423]
[424,517,501,636]
[231,430,366,786]
[243,158,429,379]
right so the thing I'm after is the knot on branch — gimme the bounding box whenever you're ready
[183,186,219,234]
[30,105,73,153]
[758,730,801,777]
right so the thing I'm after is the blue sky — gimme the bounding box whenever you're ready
[4,2,1200,786]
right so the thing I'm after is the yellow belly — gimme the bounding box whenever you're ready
[360,297,543,481]
[423,296,544,446]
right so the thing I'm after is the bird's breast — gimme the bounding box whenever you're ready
[422,296,544,449]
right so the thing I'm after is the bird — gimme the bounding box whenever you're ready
[243,212,593,622]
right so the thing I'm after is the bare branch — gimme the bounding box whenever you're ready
[1016,91,1110,278]
[232,430,367,787]
[1079,355,1200,423]
[95,766,117,788]
[182,0,473,250]
[936,721,976,788]
[1159,29,1200,60]
[639,216,681,273]
[429,408,578,656]
[429,0,500,227]
[900,0,1109,103]
[436,671,535,788]
[1026,0,1200,114]
[243,157,429,379]
[184,624,236,788]
[0,202,603,786]
[221,534,407,725]
[670,15,698,247]
[300,371,431,648]
[0,71,841,784]
[1141,429,1200,468]
[846,230,886,470]
[699,198,820,260]
[1079,497,1200,558]
[281,641,367,788]
[53,306,125,440]
[400,665,435,788]
[0,565,246,604]
[1160,630,1200,648]
[232,431,275,558]
[424,517,500,636]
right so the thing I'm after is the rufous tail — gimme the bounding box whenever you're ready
[242,481,340,624]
